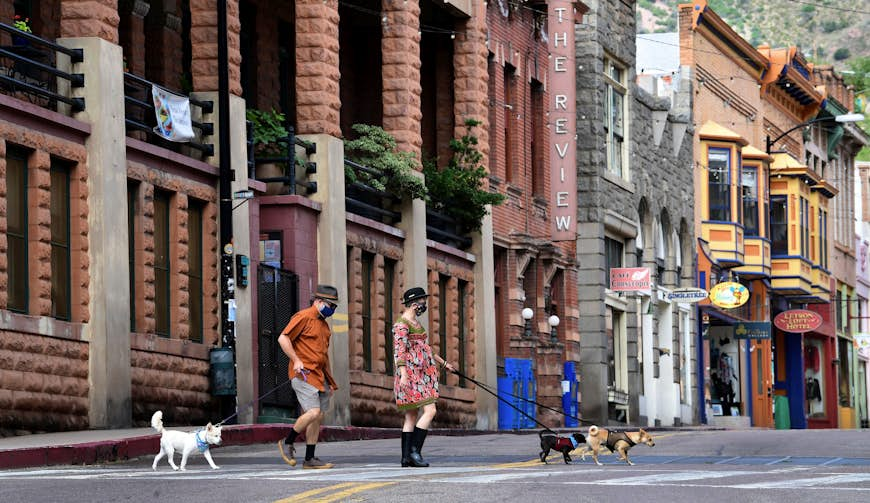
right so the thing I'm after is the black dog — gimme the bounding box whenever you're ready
[539,431,586,464]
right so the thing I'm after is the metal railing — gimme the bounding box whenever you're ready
[344,159,402,223]
[123,72,214,158]
[426,208,472,249]
[248,123,317,195]
[0,22,84,113]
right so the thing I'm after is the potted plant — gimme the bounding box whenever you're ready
[424,118,505,235]
[344,123,428,202]
[247,108,293,195]
[12,15,32,46]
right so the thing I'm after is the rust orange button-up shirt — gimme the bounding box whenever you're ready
[281,305,337,392]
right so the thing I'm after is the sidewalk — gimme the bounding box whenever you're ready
[0,423,722,470]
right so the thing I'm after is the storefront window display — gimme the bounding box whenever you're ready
[804,338,826,418]
[709,326,741,416]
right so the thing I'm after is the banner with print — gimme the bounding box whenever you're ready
[151,85,195,142]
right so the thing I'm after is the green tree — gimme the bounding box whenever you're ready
[424,119,505,233]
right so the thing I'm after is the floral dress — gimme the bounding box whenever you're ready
[393,316,439,410]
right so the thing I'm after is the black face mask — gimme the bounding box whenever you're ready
[413,302,427,316]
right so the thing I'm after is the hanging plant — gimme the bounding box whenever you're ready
[344,124,428,201]
[424,118,505,234]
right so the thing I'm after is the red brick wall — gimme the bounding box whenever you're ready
[295,0,340,136]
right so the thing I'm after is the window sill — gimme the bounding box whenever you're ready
[603,171,635,193]
[131,332,210,359]
[0,310,85,341]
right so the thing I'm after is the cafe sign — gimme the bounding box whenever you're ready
[667,287,709,303]
[773,309,822,333]
[734,321,771,340]
[709,281,749,309]
[609,267,651,292]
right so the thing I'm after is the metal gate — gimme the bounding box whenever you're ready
[258,264,299,410]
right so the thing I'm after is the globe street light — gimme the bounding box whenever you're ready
[521,307,534,338]
[548,314,560,344]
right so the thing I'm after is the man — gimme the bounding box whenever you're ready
[276,284,339,469]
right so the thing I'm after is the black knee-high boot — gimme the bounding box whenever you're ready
[409,427,429,467]
[401,431,413,467]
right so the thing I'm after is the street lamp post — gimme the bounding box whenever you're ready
[765,113,864,154]
[522,307,534,339]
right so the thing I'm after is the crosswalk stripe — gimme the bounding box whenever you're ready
[734,473,870,489]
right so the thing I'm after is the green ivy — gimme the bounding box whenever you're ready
[246,108,289,158]
[424,119,505,234]
[344,124,428,201]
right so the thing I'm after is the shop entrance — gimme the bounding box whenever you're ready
[750,338,773,427]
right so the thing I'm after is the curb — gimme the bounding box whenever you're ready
[0,424,726,470]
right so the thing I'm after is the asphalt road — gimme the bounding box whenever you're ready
[2,429,870,503]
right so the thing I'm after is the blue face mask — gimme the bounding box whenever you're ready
[318,302,336,318]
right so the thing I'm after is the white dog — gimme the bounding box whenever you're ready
[151,410,222,471]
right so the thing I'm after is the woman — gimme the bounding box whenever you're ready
[393,287,454,467]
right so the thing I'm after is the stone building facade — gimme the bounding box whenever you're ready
[576,0,695,426]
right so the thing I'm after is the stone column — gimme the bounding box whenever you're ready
[382,0,422,154]
[59,0,119,41]
[189,0,242,95]
[455,0,496,429]
[296,0,341,136]
[303,133,351,426]
[58,37,131,428]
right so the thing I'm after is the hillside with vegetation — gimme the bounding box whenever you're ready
[637,0,869,69]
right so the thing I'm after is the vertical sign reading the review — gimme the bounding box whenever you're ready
[549,2,577,241]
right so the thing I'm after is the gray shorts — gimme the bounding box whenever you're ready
[292,377,332,413]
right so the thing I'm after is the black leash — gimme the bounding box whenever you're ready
[451,368,596,428]
[216,378,294,426]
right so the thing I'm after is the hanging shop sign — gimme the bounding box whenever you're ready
[609,267,651,292]
[548,1,577,241]
[773,309,822,333]
[667,287,709,303]
[734,321,771,339]
[709,281,749,309]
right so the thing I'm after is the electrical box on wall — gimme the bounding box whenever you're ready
[236,254,249,288]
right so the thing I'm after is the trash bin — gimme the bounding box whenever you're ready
[498,358,536,429]
[774,395,790,430]
[562,361,579,427]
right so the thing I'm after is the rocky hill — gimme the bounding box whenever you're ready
[637,0,869,69]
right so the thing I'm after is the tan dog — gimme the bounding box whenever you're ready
[577,425,655,466]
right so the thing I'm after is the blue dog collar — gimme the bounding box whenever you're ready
[570,435,579,449]
[194,429,209,452]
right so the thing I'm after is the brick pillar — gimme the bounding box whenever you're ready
[382,0,422,155]
[27,150,51,316]
[453,2,489,167]
[678,4,694,67]
[295,0,341,136]
[170,193,190,340]
[60,0,120,42]
[190,0,242,95]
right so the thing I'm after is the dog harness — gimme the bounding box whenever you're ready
[605,431,635,451]
[194,429,209,453]
[553,435,579,451]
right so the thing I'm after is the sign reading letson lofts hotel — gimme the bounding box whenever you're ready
[549,1,577,241]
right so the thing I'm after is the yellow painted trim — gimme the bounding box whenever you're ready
[274,482,396,503]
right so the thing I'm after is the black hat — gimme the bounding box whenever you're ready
[402,287,428,305]
[315,284,339,303]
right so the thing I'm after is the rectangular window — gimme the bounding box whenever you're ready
[771,196,788,254]
[504,65,516,183]
[819,209,828,269]
[154,191,171,337]
[188,201,203,343]
[361,251,374,372]
[128,183,137,331]
[439,274,449,383]
[531,80,545,196]
[800,197,810,259]
[604,58,626,178]
[50,162,71,321]
[605,236,624,286]
[458,279,467,387]
[707,148,731,221]
[741,166,758,236]
[6,149,28,313]
[384,258,396,376]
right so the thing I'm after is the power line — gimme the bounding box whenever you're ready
[781,0,870,15]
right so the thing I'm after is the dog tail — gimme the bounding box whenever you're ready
[588,425,599,437]
[151,410,164,433]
